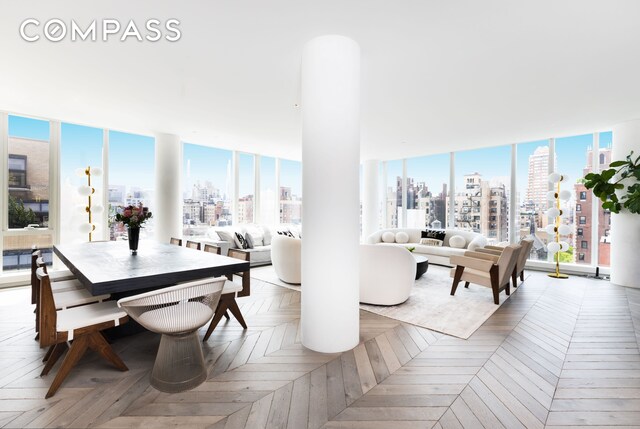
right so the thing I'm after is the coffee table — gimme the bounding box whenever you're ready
[413,254,429,279]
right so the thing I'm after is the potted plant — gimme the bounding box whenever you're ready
[583,151,640,214]
[113,203,153,254]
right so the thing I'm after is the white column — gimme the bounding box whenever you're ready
[509,144,517,243]
[254,154,261,224]
[154,133,182,244]
[448,152,455,228]
[591,133,600,266]
[401,159,408,228]
[232,151,239,226]
[611,120,640,288]
[362,159,380,240]
[382,161,388,228]
[101,129,110,241]
[275,158,281,225]
[301,35,360,353]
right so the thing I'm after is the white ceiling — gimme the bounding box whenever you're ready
[1,0,640,161]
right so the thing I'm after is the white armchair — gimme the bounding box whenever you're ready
[360,244,416,306]
[271,235,301,285]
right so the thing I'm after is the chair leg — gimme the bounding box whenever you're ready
[87,332,128,371]
[520,270,524,282]
[42,344,54,362]
[203,297,230,341]
[224,311,230,320]
[227,298,248,330]
[41,342,68,376]
[512,268,518,289]
[464,282,470,288]
[45,336,89,399]
[489,266,500,305]
[505,281,511,296]
[450,266,464,296]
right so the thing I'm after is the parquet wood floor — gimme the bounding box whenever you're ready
[0,269,638,428]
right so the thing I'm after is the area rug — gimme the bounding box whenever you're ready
[250,265,521,339]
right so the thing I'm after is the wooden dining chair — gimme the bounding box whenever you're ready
[170,237,183,246]
[32,252,109,341]
[203,244,222,255]
[36,268,129,398]
[186,240,201,250]
[30,250,79,305]
[203,249,250,341]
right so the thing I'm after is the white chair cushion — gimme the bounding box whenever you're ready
[222,280,243,295]
[51,279,83,293]
[381,231,395,243]
[138,301,214,334]
[57,301,127,333]
[395,232,410,244]
[49,270,75,281]
[449,235,467,249]
[54,289,111,310]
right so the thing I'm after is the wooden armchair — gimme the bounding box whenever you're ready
[203,249,250,341]
[36,269,129,398]
[476,239,533,285]
[170,237,183,246]
[449,244,521,305]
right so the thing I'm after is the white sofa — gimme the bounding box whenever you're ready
[196,224,276,267]
[271,235,301,284]
[366,228,487,267]
[360,244,416,305]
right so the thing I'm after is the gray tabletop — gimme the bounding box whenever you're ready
[54,241,249,295]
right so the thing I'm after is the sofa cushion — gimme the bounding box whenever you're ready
[246,246,271,265]
[244,232,254,249]
[413,244,466,258]
[449,235,466,249]
[395,231,410,244]
[381,231,395,243]
[234,232,249,249]
[216,230,237,247]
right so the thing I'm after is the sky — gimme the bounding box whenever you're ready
[9,114,612,206]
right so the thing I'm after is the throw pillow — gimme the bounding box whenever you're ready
[244,232,254,249]
[449,235,466,249]
[263,227,273,245]
[381,231,395,243]
[234,232,249,249]
[421,229,446,241]
[395,231,410,244]
[216,230,236,247]
[420,238,443,246]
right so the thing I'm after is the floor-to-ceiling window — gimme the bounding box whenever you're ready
[60,123,103,245]
[108,131,155,241]
[182,144,233,236]
[279,159,302,225]
[385,160,402,228]
[454,145,511,244]
[3,115,53,271]
[260,156,277,226]
[237,153,255,224]
[555,133,596,265]
[516,140,550,260]
[405,154,449,229]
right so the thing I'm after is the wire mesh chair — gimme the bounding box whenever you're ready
[117,277,225,393]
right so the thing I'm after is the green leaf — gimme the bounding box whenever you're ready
[601,169,616,181]
[610,160,627,167]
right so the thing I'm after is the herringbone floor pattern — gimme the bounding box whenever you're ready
[0,268,638,428]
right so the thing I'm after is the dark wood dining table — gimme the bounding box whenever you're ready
[53,240,249,296]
